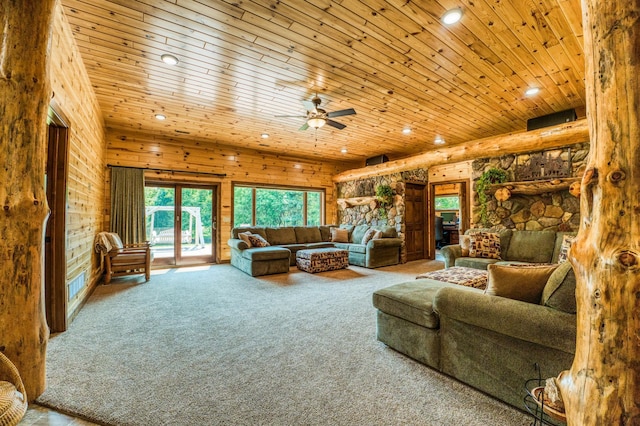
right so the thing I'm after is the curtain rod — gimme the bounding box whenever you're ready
[107,164,226,178]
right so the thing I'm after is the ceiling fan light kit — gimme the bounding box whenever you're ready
[277,95,356,131]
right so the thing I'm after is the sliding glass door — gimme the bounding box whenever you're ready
[145,183,217,265]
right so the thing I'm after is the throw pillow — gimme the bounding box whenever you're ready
[331,227,349,243]
[469,232,501,259]
[459,234,471,256]
[238,231,253,247]
[361,228,377,245]
[246,234,270,247]
[371,230,383,240]
[485,263,559,303]
[106,232,124,250]
[541,261,577,313]
[557,234,575,263]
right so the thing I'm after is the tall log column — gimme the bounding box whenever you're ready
[558,0,640,424]
[0,1,57,400]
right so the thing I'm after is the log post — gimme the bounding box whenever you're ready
[0,0,57,400]
[558,0,640,424]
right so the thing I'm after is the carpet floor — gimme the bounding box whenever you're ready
[37,261,531,425]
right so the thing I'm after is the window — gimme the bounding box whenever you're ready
[435,195,460,211]
[233,185,324,227]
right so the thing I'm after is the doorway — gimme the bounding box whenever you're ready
[428,180,471,259]
[45,104,69,332]
[404,182,427,261]
[145,183,218,265]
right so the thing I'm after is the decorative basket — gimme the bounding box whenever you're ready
[532,386,567,422]
[0,351,27,426]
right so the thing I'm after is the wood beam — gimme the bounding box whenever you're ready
[558,0,640,424]
[0,0,56,400]
[332,118,589,182]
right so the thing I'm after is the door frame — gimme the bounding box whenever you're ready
[45,102,70,332]
[145,180,219,266]
[428,179,471,259]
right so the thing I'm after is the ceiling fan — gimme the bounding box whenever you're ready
[277,96,356,130]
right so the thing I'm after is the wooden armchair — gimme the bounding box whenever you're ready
[97,232,151,284]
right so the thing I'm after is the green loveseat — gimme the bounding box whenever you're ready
[373,229,577,410]
[441,228,575,269]
[228,224,402,276]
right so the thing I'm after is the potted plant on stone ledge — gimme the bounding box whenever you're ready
[476,168,508,226]
[376,184,394,220]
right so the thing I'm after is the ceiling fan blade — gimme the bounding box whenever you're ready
[326,119,346,130]
[299,122,309,131]
[275,115,307,118]
[327,108,356,118]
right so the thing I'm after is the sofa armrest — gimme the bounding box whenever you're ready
[433,287,576,354]
[440,244,462,268]
[227,238,249,250]
[367,237,402,249]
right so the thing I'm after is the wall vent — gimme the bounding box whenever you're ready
[68,271,86,301]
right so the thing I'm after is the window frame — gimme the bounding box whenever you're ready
[232,182,325,227]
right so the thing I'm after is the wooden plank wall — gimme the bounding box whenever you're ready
[428,161,473,183]
[105,129,351,261]
[50,4,106,318]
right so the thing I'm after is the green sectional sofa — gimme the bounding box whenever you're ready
[373,229,577,410]
[228,224,402,276]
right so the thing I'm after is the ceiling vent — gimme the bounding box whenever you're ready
[527,109,577,131]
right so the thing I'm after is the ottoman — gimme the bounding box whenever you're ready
[296,248,349,273]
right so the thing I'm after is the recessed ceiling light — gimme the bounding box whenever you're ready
[442,8,462,25]
[155,114,166,120]
[341,148,348,153]
[525,87,540,96]
[402,128,411,135]
[261,133,269,139]
[434,136,445,145]
[160,54,179,65]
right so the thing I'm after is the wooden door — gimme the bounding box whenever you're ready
[45,106,69,332]
[404,183,426,261]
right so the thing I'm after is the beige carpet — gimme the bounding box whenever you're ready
[38,260,531,425]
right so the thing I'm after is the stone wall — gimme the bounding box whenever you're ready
[336,169,428,262]
[472,143,589,231]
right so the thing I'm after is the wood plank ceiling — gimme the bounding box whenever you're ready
[60,0,585,164]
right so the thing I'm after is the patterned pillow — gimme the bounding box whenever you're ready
[246,234,270,247]
[372,230,383,240]
[361,228,377,245]
[469,232,501,259]
[331,228,349,243]
[238,231,253,247]
[557,234,575,263]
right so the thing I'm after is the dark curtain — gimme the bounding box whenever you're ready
[110,167,146,244]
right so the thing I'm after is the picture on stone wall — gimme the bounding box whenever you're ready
[515,148,571,181]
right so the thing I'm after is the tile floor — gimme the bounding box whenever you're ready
[19,405,97,425]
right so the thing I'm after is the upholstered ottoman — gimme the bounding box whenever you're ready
[415,266,488,289]
[296,248,349,273]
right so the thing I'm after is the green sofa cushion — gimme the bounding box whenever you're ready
[318,225,334,242]
[373,279,456,329]
[348,244,367,254]
[241,247,291,261]
[541,261,577,314]
[503,231,556,263]
[351,225,370,244]
[265,227,297,245]
[293,227,321,243]
[454,257,501,270]
[372,225,398,238]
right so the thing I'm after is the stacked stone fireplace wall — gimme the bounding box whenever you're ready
[336,169,428,263]
[472,142,589,232]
